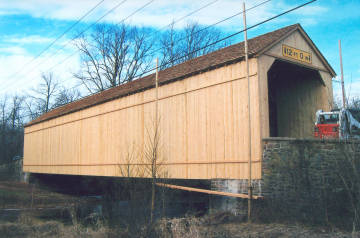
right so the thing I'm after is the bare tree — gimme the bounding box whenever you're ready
[24,98,39,121]
[0,96,9,162]
[349,97,360,109]
[0,95,8,128]
[8,95,24,128]
[53,87,81,108]
[159,21,230,69]
[158,22,182,69]
[0,94,24,165]
[74,23,154,93]
[29,72,59,115]
[26,72,80,119]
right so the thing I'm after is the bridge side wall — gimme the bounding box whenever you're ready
[24,58,262,179]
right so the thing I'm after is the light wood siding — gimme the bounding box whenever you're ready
[258,55,333,138]
[257,29,333,138]
[24,59,262,179]
[257,55,275,139]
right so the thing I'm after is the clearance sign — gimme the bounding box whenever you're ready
[282,44,312,64]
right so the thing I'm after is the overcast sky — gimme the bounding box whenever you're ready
[0,0,359,102]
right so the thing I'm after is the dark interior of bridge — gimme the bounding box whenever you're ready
[267,60,324,138]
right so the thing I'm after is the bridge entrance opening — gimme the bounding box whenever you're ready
[267,59,324,138]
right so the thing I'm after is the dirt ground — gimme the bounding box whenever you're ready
[0,181,357,238]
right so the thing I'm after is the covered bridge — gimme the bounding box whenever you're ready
[23,23,335,180]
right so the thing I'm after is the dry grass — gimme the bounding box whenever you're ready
[153,213,357,238]
[0,181,98,209]
[0,181,358,237]
[0,211,116,238]
[0,220,113,238]
[2,214,356,238]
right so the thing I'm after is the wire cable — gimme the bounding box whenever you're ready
[148,0,272,55]
[6,0,105,83]
[38,0,271,90]
[155,0,219,33]
[26,0,131,74]
[1,0,132,93]
[10,0,317,122]
[52,0,317,110]
[134,0,319,81]
[19,0,215,84]
[2,0,221,94]
[65,0,272,91]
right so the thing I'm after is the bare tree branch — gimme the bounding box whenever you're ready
[159,21,230,70]
[74,23,154,93]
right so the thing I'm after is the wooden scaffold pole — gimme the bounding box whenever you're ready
[339,40,346,108]
[243,2,253,222]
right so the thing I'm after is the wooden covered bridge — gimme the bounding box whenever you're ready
[23,23,335,181]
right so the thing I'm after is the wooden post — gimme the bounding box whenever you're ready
[339,40,346,108]
[243,2,252,222]
[156,57,159,115]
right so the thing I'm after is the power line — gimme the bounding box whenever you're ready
[115,0,154,25]
[45,0,157,83]
[38,0,156,86]
[23,0,214,83]
[156,0,219,33]
[53,0,316,110]
[148,0,272,55]
[52,0,221,87]
[2,0,220,94]
[135,0,319,81]
[9,0,156,95]
[6,0,105,83]
[10,0,317,122]
[56,0,272,91]
[26,0,151,79]
[1,0,132,93]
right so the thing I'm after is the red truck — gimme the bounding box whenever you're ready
[314,109,360,139]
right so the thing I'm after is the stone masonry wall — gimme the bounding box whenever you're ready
[261,137,360,226]
[210,137,360,226]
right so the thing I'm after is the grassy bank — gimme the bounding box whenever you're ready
[0,181,357,237]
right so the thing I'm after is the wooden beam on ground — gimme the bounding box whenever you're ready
[156,183,263,200]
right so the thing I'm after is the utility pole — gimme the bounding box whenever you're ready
[243,2,252,222]
[339,40,346,108]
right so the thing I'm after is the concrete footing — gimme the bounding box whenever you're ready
[23,172,30,183]
[209,179,263,216]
